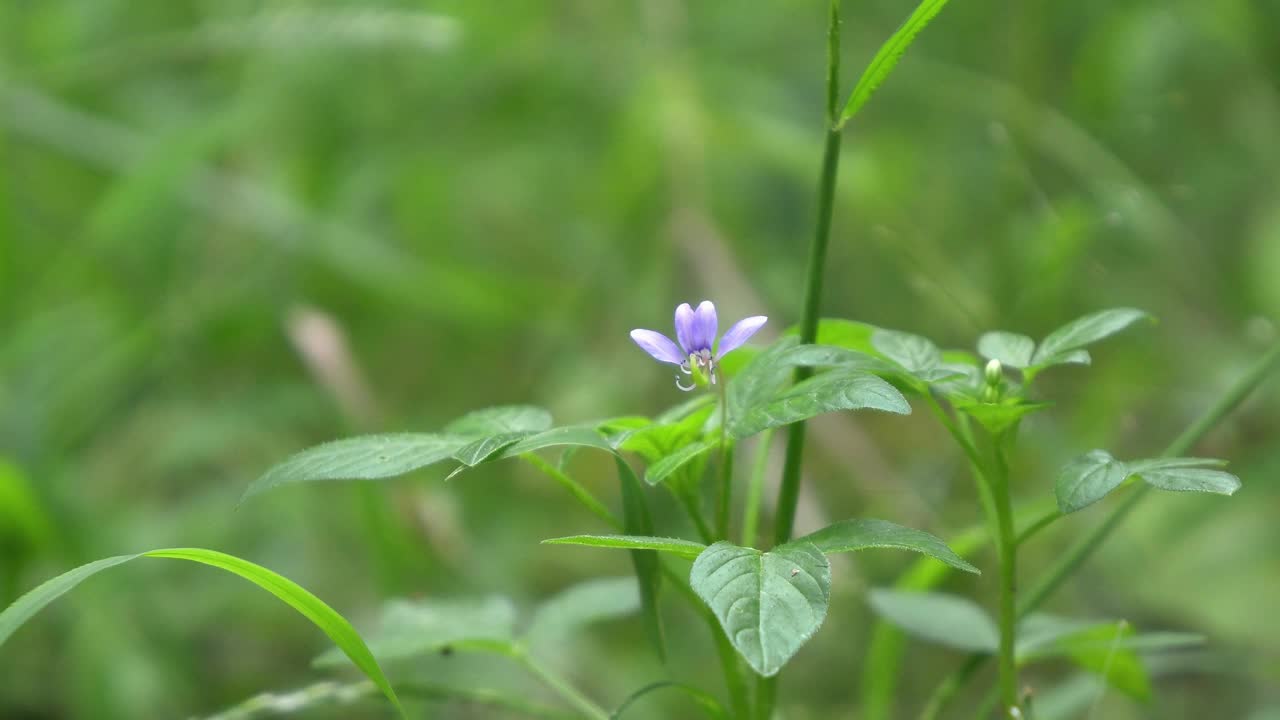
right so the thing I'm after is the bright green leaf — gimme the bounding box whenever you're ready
[243,433,469,501]
[0,549,404,717]
[730,370,909,439]
[1052,622,1150,700]
[797,518,979,574]
[1055,450,1129,514]
[838,0,954,127]
[691,541,830,677]
[542,534,707,559]
[953,400,1052,435]
[1031,308,1152,367]
[977,331,1036,369]
[866,589,997,653]
[645,439,719,486]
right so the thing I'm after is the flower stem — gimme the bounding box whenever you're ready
[988,432,1019,715]
[716,379,733,540]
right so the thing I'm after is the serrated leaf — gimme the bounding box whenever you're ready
[243,433,470,501]
[450,432,531,469]
[728,337,801,418]
[838,0,954,127]
[730,370,909,439]
[872,329,942,375]
[866,589,997,653]
[977,331,1036,369]
[1031,308,1151,367]
[1136,467,1241,496]
[444,405,553,435]
[1055,450,1129,514]
[315,595,517,667]
[0,549,404,717]
[796,518,979,574]
[645,439,719,486]
[691,541,830,677]
[525,577,640,652]
[542,534,707,559]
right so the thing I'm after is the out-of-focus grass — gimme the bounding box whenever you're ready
[1,1,1277,718]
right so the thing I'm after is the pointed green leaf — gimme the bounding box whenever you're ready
[728,337,801,418]
[501,425,617,457]
[797,519,979,574]
[0,549,405,717]
[645,439,720,486]
[690,541,830,677]
[1126,457,1227,472]
[866,589,997,653]
[1031,308,1152,367]
[977,331,1036,369]
[871,329,941,375]
[730,370,909,439]
[450,432,532,469]
[837,0,954,127]
[445,405,553,435]
[1136,467,1241,496]
[542,534,707,560]
[243,433,469,501]
[1055,450,1129,514]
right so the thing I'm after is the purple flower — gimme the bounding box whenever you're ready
[630,301,768,391]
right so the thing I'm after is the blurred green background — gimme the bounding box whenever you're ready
[2,1,1279,718]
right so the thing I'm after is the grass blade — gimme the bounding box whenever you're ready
[837,0,952,129]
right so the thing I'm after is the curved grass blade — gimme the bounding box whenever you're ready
[542,535,707,560]
[837,0,953,129]
[0,548,404,718]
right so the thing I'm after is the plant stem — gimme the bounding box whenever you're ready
[754,674,776,720]
[661,559,752,719]
[514,649,611,720]
[716,379,733,540]
[988,433,1019,715]
[741,429,774,548]
[774,0,843,548]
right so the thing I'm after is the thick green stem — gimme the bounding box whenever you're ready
[774,0,843,548]
[989,435,1019,715]
[716,380,733,540]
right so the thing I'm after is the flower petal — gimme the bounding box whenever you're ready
[691,300,718,352]
[716,315,768,356]
[630,329,687,365]
[674,303,697,354]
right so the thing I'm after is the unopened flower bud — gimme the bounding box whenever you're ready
[984,358,1003,386]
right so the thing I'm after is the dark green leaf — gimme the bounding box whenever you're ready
[838,0,954,127]
[977,331,1036,369]
[690,541,830,677]
[243,433,469,501]
[730,370,909,439]
[542,534,707,559]
[444,405,553,435]
[0,549,405,717]
[866,589,997,653]
[1055,450,1129,513]
[797,518,979,573]
[644,439,719,486]
[1031,308,1152,367]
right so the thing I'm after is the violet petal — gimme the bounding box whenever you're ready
[691,300,718,352]
[674,303,697,354]
[630,329,687,365]
[716,315,768,356]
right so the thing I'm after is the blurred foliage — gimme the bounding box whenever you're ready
[1,0,1278,718]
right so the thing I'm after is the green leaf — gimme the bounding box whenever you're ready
[730,370,909,439]
[526,577,640,652]
[977,331,1036,369]
[871,329,941,375]
[1051,622,1151,700]
[542,534,707,560]
[243,433,469,501]
[615,457,666,661]
[690,541,830,677]
[797,519,979,574]
[645,439,719,486]
[866,589,997,653]
[953,399,1052,435]
[1126,457,1227,472]
[1055,449,1129,514]
[728,337,801,418]
[1031,308,1152,367]
[444,405,553,435]
[315,594,517,667]
[837,0,954,127]
[1135,467,1241,496]
[501,425,617,457]
[450,432,532,469]
[0,549,404,717]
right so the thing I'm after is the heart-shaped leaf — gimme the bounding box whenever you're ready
[690,541,830,677]
[796,518,979,573]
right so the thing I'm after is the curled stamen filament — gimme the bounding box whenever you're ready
[675,375,696,392]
